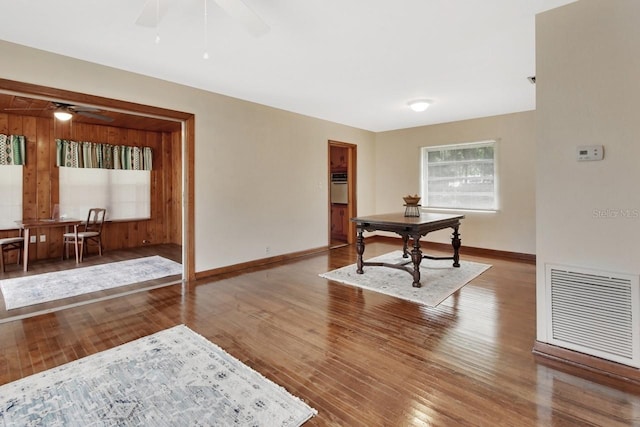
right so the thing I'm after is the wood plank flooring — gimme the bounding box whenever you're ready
[1,240,639,426]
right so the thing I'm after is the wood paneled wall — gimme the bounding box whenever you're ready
[0,112,182,264]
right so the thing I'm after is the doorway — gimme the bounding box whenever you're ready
[0,78,195,281]
[328,141,357,248]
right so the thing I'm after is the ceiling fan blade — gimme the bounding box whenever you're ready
[212,0,270,36]
[75,111,115,122]
[69,105,101,112]
[135,0,169,28]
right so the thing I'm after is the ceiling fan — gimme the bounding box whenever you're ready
[4,101,115,122]
[51,103,115,122]
[135,0,270,37]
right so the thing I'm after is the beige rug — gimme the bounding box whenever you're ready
[319,250,491,307]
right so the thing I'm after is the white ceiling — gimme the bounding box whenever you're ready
[0,0,576,132]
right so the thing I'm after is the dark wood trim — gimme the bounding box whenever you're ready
[194,245,328,279]
[0,78,191,121]
[184,116,196,281]
[369,235,536,264]
[327,143,333,244]
[533,341,640,385]
[346,143,357,244]
[328,140,357,245]
[455,242,535,264]
[0,78,195,280]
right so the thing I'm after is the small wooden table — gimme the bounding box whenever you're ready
[16,218,82,272]
[351,212,464,288]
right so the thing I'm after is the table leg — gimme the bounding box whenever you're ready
[73,224,80,264]
[356,228,365,274]
[452,225,461,267]
[22,228,30,272]
[410,234,423,287]
[402,234,409,258]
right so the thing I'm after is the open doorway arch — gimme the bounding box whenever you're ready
[0,78,195,280]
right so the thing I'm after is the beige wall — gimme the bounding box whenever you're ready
[0,41,377,272]
[536,1,640,341]
[0,36,541,272]
[375,111,536,255]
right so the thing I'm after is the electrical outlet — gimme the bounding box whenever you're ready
[265,246,270,255]
[40,234,46,243]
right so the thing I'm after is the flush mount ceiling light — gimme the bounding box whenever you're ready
[408,99,432,112]
[53,108,73,121]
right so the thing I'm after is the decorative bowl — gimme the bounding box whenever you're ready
[403,195,421,205]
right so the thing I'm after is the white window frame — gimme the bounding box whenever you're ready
[0,165,23,230]
[420,140,498,211]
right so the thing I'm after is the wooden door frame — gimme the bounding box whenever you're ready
[0,78,196,281]
[328,140,357,245]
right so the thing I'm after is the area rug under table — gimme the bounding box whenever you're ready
[0,324,317,426]
[320,250,491,307]
[0,255,182,310]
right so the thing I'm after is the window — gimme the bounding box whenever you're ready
[0,165,23,229]
[59,168,151,221]
[421,140,497,210]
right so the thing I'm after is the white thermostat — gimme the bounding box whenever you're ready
[577,145,604,161]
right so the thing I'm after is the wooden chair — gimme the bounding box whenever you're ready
[0,232,24,273]
[63,208,106,262]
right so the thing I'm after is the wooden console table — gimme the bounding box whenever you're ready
[351,212,464,288]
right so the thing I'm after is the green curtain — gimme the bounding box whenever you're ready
[56,139,152,170]
[0,134,26,165]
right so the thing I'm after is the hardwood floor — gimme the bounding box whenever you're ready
[1,240,639,426]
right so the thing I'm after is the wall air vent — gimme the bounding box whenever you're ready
[546,264,640,368]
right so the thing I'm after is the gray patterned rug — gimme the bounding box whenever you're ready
[320,251,491,307]
[0,256,182,310]
[0,325,317,426]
